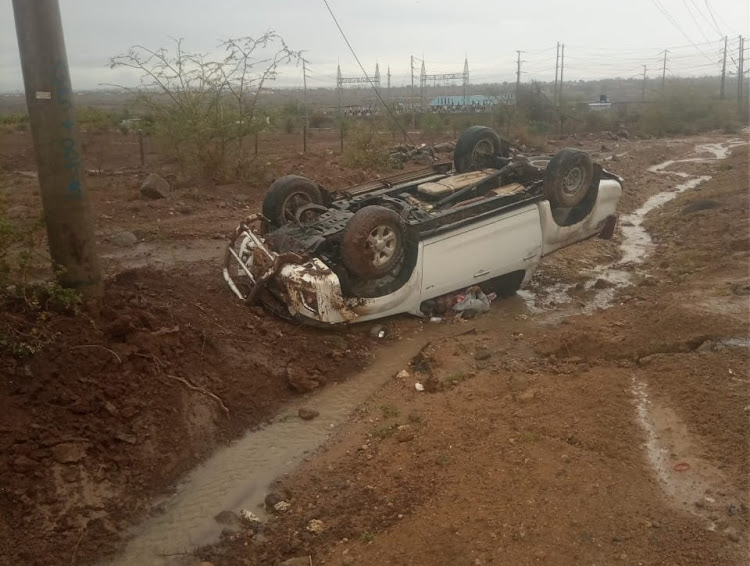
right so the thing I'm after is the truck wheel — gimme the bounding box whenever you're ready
[543,149,594,208]
[262,175,323,229]
[454,126,510,173]
[342,206,406,280]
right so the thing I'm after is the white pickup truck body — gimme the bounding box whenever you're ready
[224,176,622,325]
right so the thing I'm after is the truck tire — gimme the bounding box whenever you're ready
[543,148,594,208]
[342,206,406,280]
[262,175,323,229]
[454,126,510,173]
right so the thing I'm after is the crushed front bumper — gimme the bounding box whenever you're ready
[222,214,359,324]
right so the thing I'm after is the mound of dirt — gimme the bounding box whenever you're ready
[0,266,370,565]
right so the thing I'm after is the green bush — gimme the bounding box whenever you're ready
[341,122,389,169]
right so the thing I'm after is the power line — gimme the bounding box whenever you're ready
[320,0,414,143]
[648,0,716,63]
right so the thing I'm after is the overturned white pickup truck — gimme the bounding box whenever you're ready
[224,126,622,325]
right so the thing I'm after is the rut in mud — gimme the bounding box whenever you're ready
[201,137,749,566]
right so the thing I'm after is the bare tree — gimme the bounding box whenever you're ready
[109,32,300,179]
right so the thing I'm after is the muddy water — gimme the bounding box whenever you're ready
[630,377,736,531]
[104,305,528,566]
[520,139,748,317]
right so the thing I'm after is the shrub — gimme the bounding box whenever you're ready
[110,33,301,180]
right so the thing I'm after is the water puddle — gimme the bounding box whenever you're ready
[631,377,739,531]
[520,138,747,317]
[102,312,525,565]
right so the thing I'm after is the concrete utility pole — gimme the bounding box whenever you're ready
[553,42,560,105]
[738,36,745,104]
[720,36,728,99]
[661,49,669,88]
[387,66,391,103]
[515,50,522,103]
[12,0,102,297]
[559,44,565,107]
[410,55,416,129]
[302,58,309,153]
[642,65,648,101]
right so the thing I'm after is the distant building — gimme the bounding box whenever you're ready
[428,93,515,111]
[588,94,612,112]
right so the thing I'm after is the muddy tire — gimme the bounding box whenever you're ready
[454,126,510,173]
[543,148,594,208]
[262,175,323,229]
[342,206,406,280]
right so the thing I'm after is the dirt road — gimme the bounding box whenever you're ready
[0,129,747,566]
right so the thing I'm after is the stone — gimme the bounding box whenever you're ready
[111,231,138,248]
[395,370,409,379]
[396,429,415,443]
[474,348,491,361]
[140,173,170,199]
[264,491,284,510]
[298,407,320,421]
[306,519,324,533]
[274,501,291,512]
[593,278,613,289]
[51,443,87,464]
[280,558,310,566]
[240,509,263,526]
[286,366,325,393]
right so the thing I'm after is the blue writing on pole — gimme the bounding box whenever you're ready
[54,61,82,200]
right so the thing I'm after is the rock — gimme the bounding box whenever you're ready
[298,407,319,421]
[113,432,137,445]
[51,442,87,464]
[616,129,630,139]
[681,200,720,215]
[600,144,610,151]
[306,519,324,533]
[240,509,263,526]
[286,366,325,393]
[110,231,138,248]
[611,154,621,162]
[214,510,242,527]
[265,492,284,510]
[396,429,415,443]
[593,278,614,289]
[474,348,491,361]
[140,173,170,199]
[414,382,425,392]
[396,370,409,379]
[273,501,291,512]
[280,558,310,566]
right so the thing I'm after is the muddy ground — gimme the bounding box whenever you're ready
[0,127,748,566]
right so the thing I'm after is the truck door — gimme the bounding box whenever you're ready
[419,204,542,301]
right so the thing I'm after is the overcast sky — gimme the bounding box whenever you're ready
[1,0,748,92]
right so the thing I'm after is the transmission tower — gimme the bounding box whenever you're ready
[419,57,470,110]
